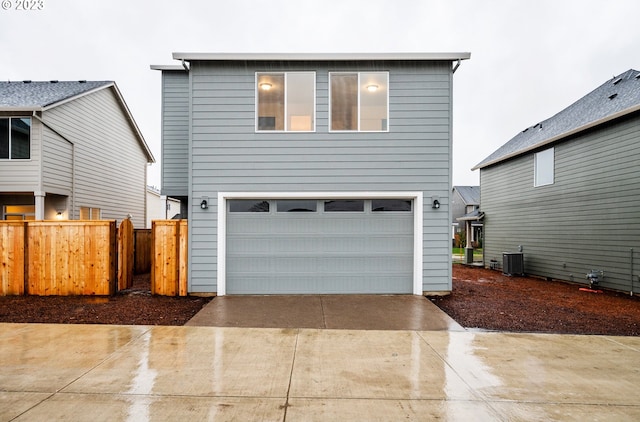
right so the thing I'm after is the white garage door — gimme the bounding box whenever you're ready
[225,198,414,294]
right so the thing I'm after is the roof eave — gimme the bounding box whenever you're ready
[108,83,155,163]
[472,104,640,170]
[0,106,42,112]
[150,64,186,71]
[172,52,471,62]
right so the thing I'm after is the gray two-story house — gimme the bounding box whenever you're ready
[153,52,470,295]
[474,69,640,293]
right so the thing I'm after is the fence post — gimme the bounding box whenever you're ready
[179,220,188,296]
[118,218,134,291]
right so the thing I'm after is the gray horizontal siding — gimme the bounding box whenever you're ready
[482,113,640,293]
[161,71,189,197]
[44,87,148,228]
[185,60,454,293]
[42,125,72,195]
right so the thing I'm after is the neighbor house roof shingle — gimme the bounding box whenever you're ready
[473,69,640,170]
[0,80,112,109]
[453,186,480,205]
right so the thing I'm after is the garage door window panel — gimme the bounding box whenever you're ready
[229,200,270,213]
[324,200,364,212]
[277,200,317,212]
[372,199,412,212]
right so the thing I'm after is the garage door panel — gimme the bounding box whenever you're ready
[226,198,414,294]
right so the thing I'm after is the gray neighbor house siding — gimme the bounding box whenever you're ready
[475,69,640,293]
[154,53,470,295]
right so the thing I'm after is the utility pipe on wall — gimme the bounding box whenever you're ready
[631,248,634,297]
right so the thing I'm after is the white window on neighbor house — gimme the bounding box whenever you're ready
[534,147,554,187]
[79,207,101,219]
[256,72,315,132]
[330,72,389,132]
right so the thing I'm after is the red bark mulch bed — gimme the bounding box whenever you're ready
[1,267,639,334]
[432,265,640,336]
[0,273,212,326]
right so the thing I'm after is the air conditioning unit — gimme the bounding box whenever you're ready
[503,252,524,276]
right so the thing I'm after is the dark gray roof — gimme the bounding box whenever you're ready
[0,81,112,109]
[474,69,640,169]
[453,186,480,205]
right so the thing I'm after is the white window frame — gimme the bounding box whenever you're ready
[534,147,555,187]
[255,72,316,133]
[329,71,390,133]
[217,191,423,296]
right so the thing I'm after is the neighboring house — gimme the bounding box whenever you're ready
[152,52,470,295]
[146,185,181,227]
[451,185,482,245]
[473,69,640,292]
[0,81,154,229]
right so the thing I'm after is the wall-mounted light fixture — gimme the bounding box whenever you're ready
[431,196,441,209]
[366,84,378,92]
[259,82,272,91]
[55,210,63,220]
[200,196,209,210]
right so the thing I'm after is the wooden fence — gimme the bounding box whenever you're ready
[134,229,152,274]
[0,221,117,296]
[0,219,186,296]
[151,220,188,296]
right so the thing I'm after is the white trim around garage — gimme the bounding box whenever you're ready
[217,191,424,296]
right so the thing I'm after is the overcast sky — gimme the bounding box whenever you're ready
[2,0,639,188]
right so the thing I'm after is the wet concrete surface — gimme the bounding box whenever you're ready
[1,323,639,421]
[185,295,464,331]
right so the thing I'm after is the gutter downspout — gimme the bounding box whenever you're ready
[32,113,75,219]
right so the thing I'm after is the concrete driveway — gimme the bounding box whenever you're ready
[1,322,639,421]
[186,295,464,331]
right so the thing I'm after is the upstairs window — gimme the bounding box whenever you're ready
[534,147,554,187]
[330,72,388,132]
[256,72,315,132]
[0,117,31,159]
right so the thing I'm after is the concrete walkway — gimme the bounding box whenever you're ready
[1,323,639,421]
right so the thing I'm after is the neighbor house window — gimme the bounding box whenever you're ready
[534,147,554,187]
[3,205,35,220]
[330,72,388,132]
[256,72,315,132]
[0,117,31,159]
[80,207,101,219]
